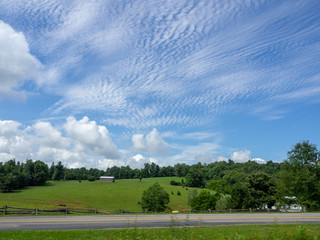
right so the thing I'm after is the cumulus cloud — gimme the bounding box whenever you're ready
[0,116,121,168]
[230,150,265,164]
[32,121,70,149]
[0,21,41,100]
[126,154,158,169]
[252,157,266,164]
[0,120,34,160]
[132,128,169,155]
[231,150,251,162]
[64,116,120,159]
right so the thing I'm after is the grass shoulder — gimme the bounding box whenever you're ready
[1,224,320,239]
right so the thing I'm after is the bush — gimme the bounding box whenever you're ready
[170,180,181,186]
[87,175,95,182]
[190,190,217,211]
[177,191,181,196]
[215,195,232,211]
[141,183,170,212]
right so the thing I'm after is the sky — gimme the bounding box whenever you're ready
[0,0,320,169]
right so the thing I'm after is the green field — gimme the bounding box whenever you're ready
[1,224,320,239]
[0,177,197,212]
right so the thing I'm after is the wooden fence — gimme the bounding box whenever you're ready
[0,205,104,215]
[1,205,283,215]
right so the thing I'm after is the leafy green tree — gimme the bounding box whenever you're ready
[228,183,253,209]
[141,183,170,212]
[33,160,49,185]
[215,195,232,210]
[0,172,18,192]
[206,179,230,195]
[186,163,205,187]
[52,161,65,180]
[277,141,320,209]
[246,172,275,208]
[174,163,190,177]
[190,190,217,211]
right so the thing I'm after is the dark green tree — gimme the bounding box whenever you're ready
[33,160,49,185]
[246,172,275,208]
[277,141,320,209]
[52,161,65,180]
[185,163,205,187]
[228,183,253,209]
[141,182,170,212]
[190,190,217,211]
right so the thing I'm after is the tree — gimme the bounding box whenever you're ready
[141,183,170,212]
[33,160,49,185]
[246,172,275,208]
[228,183,253,209]
[206,179,230,195]
[190,190,217,211]
[185,163,205,187]
[52,161,65,180]
[277,141,320,209]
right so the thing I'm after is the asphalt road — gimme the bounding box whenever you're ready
[1,213,320,231]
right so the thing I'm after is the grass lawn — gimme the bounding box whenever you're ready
[0,177,196,212]
[1,224,320,239]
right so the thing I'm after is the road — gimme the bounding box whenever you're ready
[1,213,320,231]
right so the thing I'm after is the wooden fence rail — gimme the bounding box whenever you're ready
[1,205,285,216]
[1,205,104,215]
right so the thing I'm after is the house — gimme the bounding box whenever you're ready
[99,176,115,183]
[279,196,303,212]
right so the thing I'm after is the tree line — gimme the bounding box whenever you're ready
[0,157,281,192]
[141,141,320,212]
[1,141,319,211]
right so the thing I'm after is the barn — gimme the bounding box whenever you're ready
[99,176,115,183]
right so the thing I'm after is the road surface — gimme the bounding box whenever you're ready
[1,213,320,231]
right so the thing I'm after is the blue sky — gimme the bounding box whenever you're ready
[0,0,319,169]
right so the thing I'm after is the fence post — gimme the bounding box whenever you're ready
[94,208,97,214]
[36,208,38,215]
[121,209,124,214]
[3,205,7,215]
[65,207,68,214]
[249,208,252,212]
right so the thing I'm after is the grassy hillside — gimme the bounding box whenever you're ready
[0,177,198,212]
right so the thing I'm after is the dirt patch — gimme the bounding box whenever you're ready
[46,200,86,207]
[12,198,87,207]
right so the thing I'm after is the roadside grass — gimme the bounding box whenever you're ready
[0,177,194,212]
[1,224,320,239]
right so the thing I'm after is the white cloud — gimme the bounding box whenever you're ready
[132,128,169,155]
[126,154,158,169]
[231,150,251,163]
[131,134,146,152]
[0,21,41,100]
[252,157,266,164]
[0,117,121,168]
[172,142,221,164]
[97,159,124,169]
[64,116,120,159]
[32,121,70,149]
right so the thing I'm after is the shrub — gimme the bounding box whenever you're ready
[170,180,181,186]
[190,190,217,211]
[141,183,170,212]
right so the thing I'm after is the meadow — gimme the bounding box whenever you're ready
[0,177,196,212]
[1,224,320,239]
